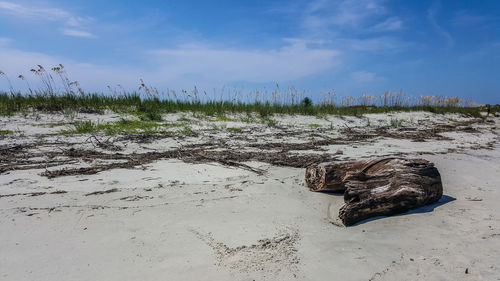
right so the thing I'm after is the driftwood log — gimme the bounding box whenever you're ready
[305,158,443,226]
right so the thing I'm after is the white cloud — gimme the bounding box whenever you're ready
[149,41,340,84]
[342,37,410,52]
[61,29,95,38]
[427,3,454,48]
[458,42,500,62]
[302,0,388,32]
[370,17,403,32]
[295,0,409,54]
[0,46,142,91]
[450,10,491,27]
[0,1,94,38]
[0,41,340,92]
[0,1,75,23]
[350,71,376,83]
[0,37,12,46]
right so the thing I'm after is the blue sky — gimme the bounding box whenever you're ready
[0,0,499,103]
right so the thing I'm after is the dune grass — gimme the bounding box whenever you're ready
[59,118,187,136]
[0,92,483,118]
[0,64,484,118]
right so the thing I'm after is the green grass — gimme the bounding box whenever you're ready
[137,111,162,121]
[101,119,163,135]
[486,105,500,115]
[227,127,243,133]
[390,118,405,127]
[61,119,165,135]
[0,129,14,135]
[73,120,99,134]
[215,115,233,122]
[180,126,198,136]
[260,116,278,127]
[60,117,196,136]
[36,121,68,128]
[307,123,322,128]
[0,92,483,118]
[177,116,191,122]
[238,116,257,123]
[164,122,185,128]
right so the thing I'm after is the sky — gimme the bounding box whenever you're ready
[0,0,499,104]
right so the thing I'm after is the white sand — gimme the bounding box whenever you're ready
[0,112,499,280]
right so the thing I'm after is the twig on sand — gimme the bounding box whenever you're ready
[85,188,119,196]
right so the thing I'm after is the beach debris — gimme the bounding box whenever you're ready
[34,145,335,178]
[85,188,119,196]
[305,158,443,225]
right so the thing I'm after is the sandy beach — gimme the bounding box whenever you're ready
[0,111,499,281]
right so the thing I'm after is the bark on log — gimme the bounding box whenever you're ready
[305,158,443,226]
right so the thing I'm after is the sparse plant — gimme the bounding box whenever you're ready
[0,129,14,135]
[62,107,77,119]
[390,118,405,127]
[177,116,191,122]
[307,123,321,128]
[30,65,57,94]
[260,116,277,127]
[17,74,33,95]
[51,64,79,95]
[227,127,243,133]
[180,126,198,136]
[216,115,232,122]
[139,111,162,122]
[0,70,14,94]
[73,120,99,134]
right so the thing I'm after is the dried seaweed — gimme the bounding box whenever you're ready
[0,117,489,179]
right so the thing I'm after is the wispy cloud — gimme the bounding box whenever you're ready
[350,71,376,83]
[0,37,12,46]
[149,40,340,83]
[370,17,403,32]
[0,1,80,24]
[341,37,410,52]
[458,41,500,62]
[450,10,493,27]
[301,0,388,33]
[427,2,454,48]
[61,29,95,38]
[0,40,340,91]
[0,1,94,38]
[0,45,142,91]
[293,0,408,53]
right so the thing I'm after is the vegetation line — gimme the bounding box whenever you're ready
[0,64,486,118]
[0,92,483,118]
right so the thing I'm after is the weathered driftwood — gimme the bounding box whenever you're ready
[305,160,368,192]
[305,158,443,226]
